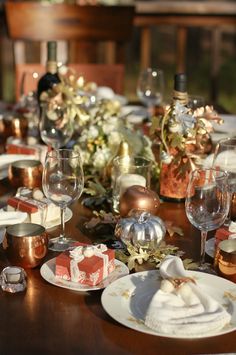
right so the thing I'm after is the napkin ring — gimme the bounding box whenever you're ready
[168,277,196,289]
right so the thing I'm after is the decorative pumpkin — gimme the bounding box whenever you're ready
[119,185,160,217]
[115,210,166,250]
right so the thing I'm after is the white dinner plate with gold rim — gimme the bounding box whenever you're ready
[44,208,72,230]
[205,237,215,258]
[0,207,72,231]
[101,270,236,339]
[40,258,129,292]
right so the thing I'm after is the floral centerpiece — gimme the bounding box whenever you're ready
[150,101,223,200]
[41,65,156,196]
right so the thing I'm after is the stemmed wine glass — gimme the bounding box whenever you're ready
[39,102,74,150]
[136,67,164,119]
[42,149,84,251]
[185,167,230,271]
[212,137,236,225]
[18,70,40,135]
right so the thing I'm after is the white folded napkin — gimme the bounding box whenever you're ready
[145,256,231,336]
[0,211,27,226]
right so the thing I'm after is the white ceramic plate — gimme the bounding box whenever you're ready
[40,258,129,292]
[101,270,236,339]
[206,237,215,258]
[120,105,148,124]
[44,208,72,230]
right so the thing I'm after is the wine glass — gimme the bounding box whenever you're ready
[185,168,230,271]
[42,149,84,251]
[136,67,164,119]
[18,71,40,135]
[39,102,74,150]
[212,137,236,225]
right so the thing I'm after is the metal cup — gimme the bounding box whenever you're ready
[214,239,236,283]
[8,159,43,189]
[3,223,48,268]
[2,113,28,140]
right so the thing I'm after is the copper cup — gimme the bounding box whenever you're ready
[214,239,236,283]
[3,113,28,140]
[3,223,48,268]
[8,159,43,189]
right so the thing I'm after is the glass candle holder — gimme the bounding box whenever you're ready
[112,156,151,213]
[1,266,27,293]
[214,239,236,283]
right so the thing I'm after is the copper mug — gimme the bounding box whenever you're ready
[214,239,236,283]
[8,159,43,189]
[3,223,48,268]
[2,113,28,140]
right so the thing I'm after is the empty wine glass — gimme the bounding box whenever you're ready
[136,67,164,119]
[185,168,230,271]
[39,101,74,149]
[20,70,39,100]
[18,71,40,136]
[42,149,84,251]
[212,137,236,225]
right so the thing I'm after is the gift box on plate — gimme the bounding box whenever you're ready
[6,141,48,164]
[7,192,60,225]
[215,224,236,247]
[55,242,115,286]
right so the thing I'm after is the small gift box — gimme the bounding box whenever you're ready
[6,141,48,163]
[55,243,115,286]
[7,193,60,225]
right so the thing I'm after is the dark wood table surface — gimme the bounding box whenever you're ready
[0,178,235,355]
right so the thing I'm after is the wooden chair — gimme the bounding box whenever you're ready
[15,63,125,101]
[5,1,134,100]
[5,1,135,64]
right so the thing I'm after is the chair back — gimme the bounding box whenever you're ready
[5,2,135,64]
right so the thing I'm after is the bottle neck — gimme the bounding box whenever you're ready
[46,61,58,75]
[173,89,188,106]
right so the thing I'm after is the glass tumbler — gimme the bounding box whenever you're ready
[112,156,151,213]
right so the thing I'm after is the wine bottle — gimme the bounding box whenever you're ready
[37,41,60,102]
[159,73,190,202]
[173,73,188,105]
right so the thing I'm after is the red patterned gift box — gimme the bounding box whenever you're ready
[55,243,115,286]
[215,226,236,247]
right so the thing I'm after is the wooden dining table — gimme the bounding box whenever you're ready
[0,177,235,355]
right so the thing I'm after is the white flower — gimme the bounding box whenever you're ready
[58,65,69,76]
[108,131,123,154]
[93,147,110,169]
[161,151,173,165]
[169,122,183,133]
[87,126,99,140]
[102,116,120,134]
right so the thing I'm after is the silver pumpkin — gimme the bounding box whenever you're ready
[115,211,166,250]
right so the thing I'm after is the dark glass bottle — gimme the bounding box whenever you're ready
[172,73,188,105]
[37,41,60,102]
[159,73,190,202]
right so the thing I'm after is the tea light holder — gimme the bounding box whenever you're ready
[112,156,151,213]
[214,239,236,283]
[1,266,26,293]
